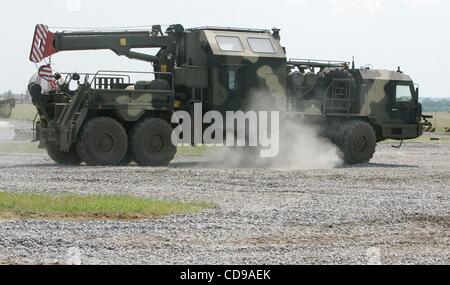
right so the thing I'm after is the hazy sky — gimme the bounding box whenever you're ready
[1,0,449,97]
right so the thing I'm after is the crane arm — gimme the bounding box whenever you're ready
[29,24,184,64]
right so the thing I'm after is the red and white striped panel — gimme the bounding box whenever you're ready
[38,64,53,81]
[30,24,49,63]
[38,64,57,90]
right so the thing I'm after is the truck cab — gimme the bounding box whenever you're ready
[352,69,423,141]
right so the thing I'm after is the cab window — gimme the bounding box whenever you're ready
[216,36,244,52]
[247,38,276,53]
[396,85,413,102]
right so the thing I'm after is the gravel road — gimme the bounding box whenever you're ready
[0,119,34,142]
[0,120,449,265]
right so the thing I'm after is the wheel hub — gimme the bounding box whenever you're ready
[355,136,368,152]
[95,134,114,152]
[147,136,164,153]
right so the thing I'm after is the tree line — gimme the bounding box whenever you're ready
[420,98,450,113]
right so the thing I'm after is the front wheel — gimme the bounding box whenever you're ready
[130,118,177,166]
[337,120,377,164]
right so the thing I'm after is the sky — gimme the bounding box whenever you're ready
[1,0,449,97]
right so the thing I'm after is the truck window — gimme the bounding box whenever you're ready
[396,85,413,102]
[247,38,276,53]
[216,36,244,52]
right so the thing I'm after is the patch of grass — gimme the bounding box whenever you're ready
[0,142,43,154]
[382,134,450,144]
[425,112,450,132]
[0,192,214,220]
[177,145,216,156]
[11,104,38,121]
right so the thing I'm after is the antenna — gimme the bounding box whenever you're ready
[352,56,355,70]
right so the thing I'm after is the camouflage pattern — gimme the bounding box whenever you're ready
[350,69,421,139]
[181,28,287,113]
[29,24,423,152]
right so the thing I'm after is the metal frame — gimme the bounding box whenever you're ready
[289,58,349,69]
[322,79,352,116]
[90,70,175,91]
[189,26,270,33]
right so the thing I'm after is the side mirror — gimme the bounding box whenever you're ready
[414,87,419,105]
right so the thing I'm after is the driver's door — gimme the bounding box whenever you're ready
[391,83,417,124]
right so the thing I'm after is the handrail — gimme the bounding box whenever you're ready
[58,72,132,85]
[90,70,175,91]
[289,58,349,65]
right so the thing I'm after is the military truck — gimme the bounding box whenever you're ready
[0,94,15,118]
[28,24,425,166]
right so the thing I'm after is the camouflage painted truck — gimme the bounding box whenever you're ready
[0,94,15,118]
[28,24,425,166]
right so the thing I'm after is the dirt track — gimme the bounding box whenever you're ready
[0,120,449,265]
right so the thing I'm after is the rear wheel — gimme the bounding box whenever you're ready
[130,118,177,166]
[45,143,81,166]
[337,120,377,164]
[76,117,128,166]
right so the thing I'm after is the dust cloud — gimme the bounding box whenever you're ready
[203,116,343,170]
[200,87,343,170]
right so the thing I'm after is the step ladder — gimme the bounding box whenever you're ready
[324,79,351,115]
[55,84,90,151]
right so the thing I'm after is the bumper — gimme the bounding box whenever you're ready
[381,123,423,140]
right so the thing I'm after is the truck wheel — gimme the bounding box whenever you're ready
[77,117,128,166]
[339,120,377,164]
[130,118,177,166]
[46,143,82,166]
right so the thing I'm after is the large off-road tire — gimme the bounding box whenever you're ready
[45,143,82,166]
[76,117,128,166]
[130,118,177,166]
[338,120,377,164]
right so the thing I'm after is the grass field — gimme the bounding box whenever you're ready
[10,104,37,121]
[0,192,213,220]
[425,112,450,132]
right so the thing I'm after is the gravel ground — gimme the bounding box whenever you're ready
[0,120,449,265]
[0,119,34,142]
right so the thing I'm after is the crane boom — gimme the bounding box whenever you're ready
[30,24,184,65]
